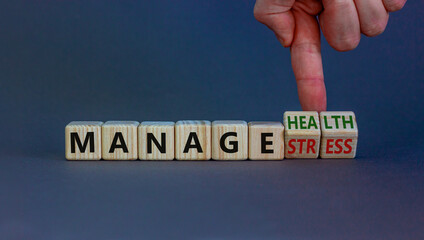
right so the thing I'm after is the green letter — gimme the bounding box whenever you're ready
[332,115,341,129]
[324,116,332,129]
[342,115,354,129]
[299,116,306,129]
[287,116,298,129]
[308,116,318,129]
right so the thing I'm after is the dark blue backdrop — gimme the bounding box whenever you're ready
[0,1,423,239]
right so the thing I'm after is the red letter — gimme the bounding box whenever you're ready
[326,139,334,154]
[334,139,343,154]
[306,139,316,154]
[288,139,296,154]
[344,139,353,154]
[298,139,306,154]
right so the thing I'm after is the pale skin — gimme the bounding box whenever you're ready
[254,0,406,111]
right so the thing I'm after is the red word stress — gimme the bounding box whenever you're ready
[287,139,317,155]
[324,139,354,155]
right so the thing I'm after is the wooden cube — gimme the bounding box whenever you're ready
[138,121,175,160]
[283,111,321,158]
[319,111,358,158]
[102,121,139,160]
[212,120,248,160]
[175,120,211,160]
[248,122,284,160]
[65,121,103,160]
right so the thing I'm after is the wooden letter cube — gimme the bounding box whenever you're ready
[319,111,358,158]
[102,121,139,160]
[212,121,248,160]
[138,121,175,160]
[175,120,211,160]
[65,121,103,160]
[283,111,321,158]
[248,122,284,160]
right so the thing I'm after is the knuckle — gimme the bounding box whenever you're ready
[296,77,325,85]
[291,42,321,54]
[329,0,352,9]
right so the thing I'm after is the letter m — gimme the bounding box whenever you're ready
[70,132,95,153]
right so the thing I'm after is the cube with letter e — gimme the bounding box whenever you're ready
[248,122,284,160]
[319,111,358,158]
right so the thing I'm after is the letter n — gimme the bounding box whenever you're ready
[147,133,166,153]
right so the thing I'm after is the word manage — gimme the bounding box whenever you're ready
[65,111,358,160]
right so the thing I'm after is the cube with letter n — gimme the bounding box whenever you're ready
[138,121,175,160]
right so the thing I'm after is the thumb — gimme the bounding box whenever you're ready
[254,0,295,47]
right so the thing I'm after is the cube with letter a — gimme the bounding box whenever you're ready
[319,111,358,158]
[102,121,139,160]
[283,111,320,158]
[175,120,211,160]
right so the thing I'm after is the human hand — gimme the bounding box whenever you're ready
[254,0,406,111]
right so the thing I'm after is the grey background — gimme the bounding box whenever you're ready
[0,0,423,239]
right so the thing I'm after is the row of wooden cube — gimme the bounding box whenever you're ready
[65,111,358,160]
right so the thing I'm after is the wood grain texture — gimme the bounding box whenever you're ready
[319,111,358,158]
[102,121,139,160]
[139,121,175,160]
[175,120,211,160]
[248,122,284,160]
[283,111,321,159]
[65,121,103,160]
[212,120,248,160]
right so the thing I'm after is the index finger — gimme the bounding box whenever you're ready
[290,8,327,112]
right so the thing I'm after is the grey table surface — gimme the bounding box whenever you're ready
[1,148,423,239]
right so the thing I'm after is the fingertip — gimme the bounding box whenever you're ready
[332,37,360,52]
[383,0,406,12]
[361,18,388,37]
[297,78,327,112]
[301,102,327,112]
